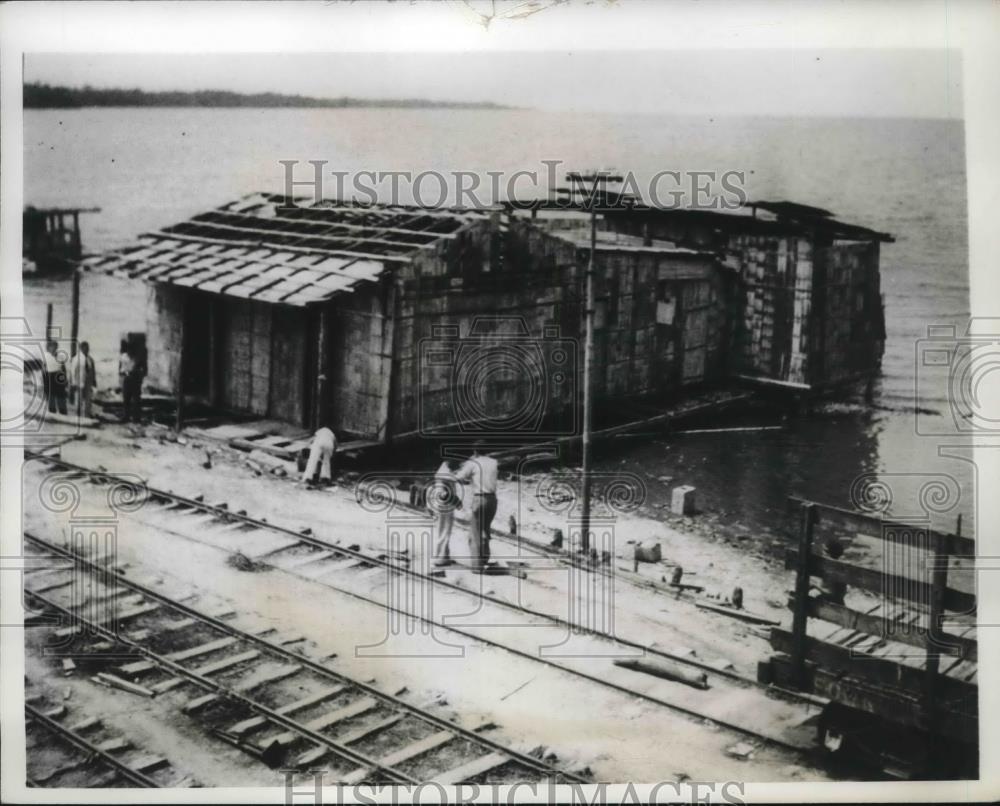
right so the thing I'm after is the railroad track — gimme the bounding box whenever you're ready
[22,530,585,786]
[25,453,811,690]
[25,690,188,787]
[23,453,824,759]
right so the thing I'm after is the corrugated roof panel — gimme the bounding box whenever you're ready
[195,279,227,294]
[338,260,385,280]
[284,268,323,287]
[172,271,215,288]
[139,262,188,282]
[82,192,488,303]
[290,253,326,268]
[220,284,258,299]
[282,287,346,306]
[252,287,293,304]
[311,256,353,274]
[231,271,283,291]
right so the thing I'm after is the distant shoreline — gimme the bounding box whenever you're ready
[23,82,512,110]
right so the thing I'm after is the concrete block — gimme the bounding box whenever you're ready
[671,485,696,516]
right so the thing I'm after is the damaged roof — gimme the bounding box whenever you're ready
[81,192,487,306]
[504,195,893,243]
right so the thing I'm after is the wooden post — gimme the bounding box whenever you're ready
[45,303,54,341]
[313,306,329,430]
[207,300,217,407]
[175,310,185,433]
[580,198,596,554]
[378,279,398,445]
[71,211,81,258]
[70,268,80,352]
[790,501,817,688]
[922,514,955,746]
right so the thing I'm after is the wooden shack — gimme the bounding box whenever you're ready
[592,200,893,394]
[82,193,490,440]
[81,193,728,443]
[81,192,887,442]
[504,217,728,407]
[23,205,97,274]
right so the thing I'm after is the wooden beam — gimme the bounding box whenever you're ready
[314,305,329,429]
[174,221,419,260]
[175,304,186,433]
[377,278,397,444]
[794,595,976,662]
[784,548,976,614]
[198,210,441,251]
[220,208,456,241]
[765,653,977,744]
[790,502,817,688]
[769,628,978,706]
[150,229,412,264]
[786,496,975,557]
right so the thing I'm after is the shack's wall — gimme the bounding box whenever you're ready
[217,299,273,416]
[324,283,394,439]
[265,304,308,425]
[599,210,887,392]
[810,239,885,387]
[144,287,311,426]
[145,283,184,395]
[724,234,815,386]
[385,218,726,440]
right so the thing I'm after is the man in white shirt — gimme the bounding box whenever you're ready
[429,459,459,567]
[299,426,337,487]
[68,341,97,418]
[455,442,498,569]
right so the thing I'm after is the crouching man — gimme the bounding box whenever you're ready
[298,426,337,488]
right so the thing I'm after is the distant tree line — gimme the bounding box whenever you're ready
[23,82,509,110]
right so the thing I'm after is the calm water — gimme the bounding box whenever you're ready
[23,108,973,535]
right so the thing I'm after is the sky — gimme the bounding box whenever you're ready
[24,49,963,119]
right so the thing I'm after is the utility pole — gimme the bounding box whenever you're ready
[566,170,622,554]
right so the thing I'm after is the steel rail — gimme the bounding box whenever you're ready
[22,529,582,784]
[25,703,161,788]
[24,581,420,785]
[26,453,787,694]
[25,522,814,762]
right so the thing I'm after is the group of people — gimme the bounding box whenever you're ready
[42,340,96,417]
[430,443,498,570]
[38,339,145,422]
[297,428,499,571]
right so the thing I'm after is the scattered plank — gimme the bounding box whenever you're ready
[96,673,156,698]
[434,751,510,785]
[613,657,709,690]
[695,601,781,626]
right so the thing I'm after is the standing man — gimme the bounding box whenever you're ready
[69,340,97,418]
[119,340,145,423]
[429,458,459,567]
[119,341,135,422]
[299,426,337,487]
[455,442,498,570]
[44,340,68,415]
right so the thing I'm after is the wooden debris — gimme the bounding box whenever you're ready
[695,601,780,625]
[96,672,156,697]
[613,657,710,690]
[725,741,756,760]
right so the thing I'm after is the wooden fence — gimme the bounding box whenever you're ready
[759,497,978,745]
